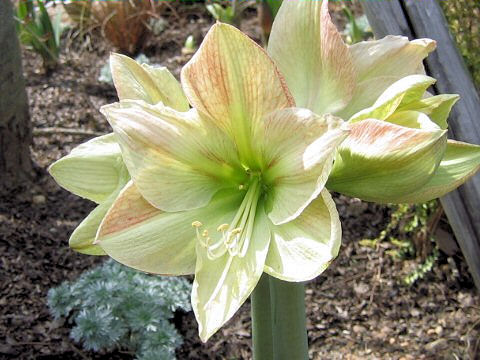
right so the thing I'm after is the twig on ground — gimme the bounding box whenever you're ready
[33,127,105,137]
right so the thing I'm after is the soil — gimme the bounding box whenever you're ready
[1,2,479,360]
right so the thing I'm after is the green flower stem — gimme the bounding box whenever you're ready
[251,273,274,360]
[270,276,308,360]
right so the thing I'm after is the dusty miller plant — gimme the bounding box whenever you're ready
[47,259,191,359]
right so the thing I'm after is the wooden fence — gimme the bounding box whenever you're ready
[361,0,480,290]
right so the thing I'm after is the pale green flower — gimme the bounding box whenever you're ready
[267,0,480,203]
[95,23,348,341]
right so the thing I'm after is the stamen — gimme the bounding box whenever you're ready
[225,228,242,256]
[193,178,262,262]
[216,223,229,232]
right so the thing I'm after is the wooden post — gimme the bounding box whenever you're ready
[361,0,480,290]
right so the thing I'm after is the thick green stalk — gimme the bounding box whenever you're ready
[269,277,308,360]
[251,273,274,360]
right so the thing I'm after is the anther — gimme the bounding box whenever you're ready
[216,223,229,232]
[192,221,202,228]
[231,228,242,235]
[225,228,242,247]
[202,230,209,237]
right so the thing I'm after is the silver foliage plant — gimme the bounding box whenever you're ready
[47,259,191,359]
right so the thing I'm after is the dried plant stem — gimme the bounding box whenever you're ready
[33,127,105,137]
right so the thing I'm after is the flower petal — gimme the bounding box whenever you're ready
[339,36,436,118]
[398,94,459,130]
[267,0,356,114]
[101,100,243,212]
[386,110,440,130]
[391,140,480,203]
[110,53,189,111]
[48,134,127,203]
[181,23,293,164]
[96,182,243,275]
[349,75,436,123]
[69,195,117,256]
[327,119,447,203]
[264,189,341,282]
[192,204,271,342]
[257,108,348,225]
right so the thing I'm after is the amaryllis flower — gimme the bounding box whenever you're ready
[97,24,346,341]
[267,0,480,203]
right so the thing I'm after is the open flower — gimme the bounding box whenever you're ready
[95,23,348,341]
[267,0,480,203]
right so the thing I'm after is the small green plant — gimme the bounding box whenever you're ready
[360,200,442,285]
[404,248,439,286]
[342,7,372,45]
[48,259,191,359]
[15,0,63,70]
[181,34,197,55]
[206,0,251,27]
[206,3,236,24]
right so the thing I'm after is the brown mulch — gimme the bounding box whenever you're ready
[1,3,479,360]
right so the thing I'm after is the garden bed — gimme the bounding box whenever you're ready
[1,3,479,359]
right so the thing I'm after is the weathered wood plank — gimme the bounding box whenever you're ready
[360,0,413,39]
[361,0,480,289]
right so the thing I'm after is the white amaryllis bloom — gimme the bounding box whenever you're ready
[97,23,347,341]
[268,0,480,203]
